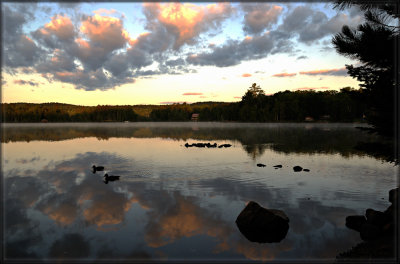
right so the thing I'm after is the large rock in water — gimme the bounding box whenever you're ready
[235,201,289,243]
[345,215,366,232]
[389,188,398,204]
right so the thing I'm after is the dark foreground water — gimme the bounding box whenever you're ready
[2,123,397,262]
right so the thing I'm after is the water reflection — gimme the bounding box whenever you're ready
[2,122,386,160]
[2,123,397,261]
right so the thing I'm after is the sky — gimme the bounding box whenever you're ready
[1,1,365,106]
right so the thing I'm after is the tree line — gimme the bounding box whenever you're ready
[1,103,139,122]
[1,87,366,123]
[150,87,366,122]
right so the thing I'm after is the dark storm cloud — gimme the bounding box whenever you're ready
[241,3,283,35]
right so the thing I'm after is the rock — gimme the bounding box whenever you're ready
[257,163,266,167]
[235,201,289,243]
[273,165,282,168]
[365,208,390,227]
[383,204,394,217]
[360,223,382,241]
[389,188,398,204]
[293,166,303,172]
[303,169,310,172]
[345,215,366,232]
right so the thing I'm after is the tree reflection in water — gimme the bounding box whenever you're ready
[2,123,396,261]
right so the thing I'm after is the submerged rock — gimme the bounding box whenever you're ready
[273,165,282,168]
[235,201,289,243]
[293,166,303,172]
[257,163,266,167]
[303,169,310,172]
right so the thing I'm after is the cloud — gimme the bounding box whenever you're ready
[187,31,291,67]
[49,233,90,258]
[144,193,232,248]
[2,5,43,70]
[182,93,203,96]
[43,14,76,40]
[13,80,40,86]
[272,72,296,77]
[31,13,142,90]
[299,67,347,76]
[143,2,234,50]
[280,5,364,44]
[296,55,308,60]
[241,3,283,35]
[294,86,330,91]
[242,73,252,77]
[234,96,242,99]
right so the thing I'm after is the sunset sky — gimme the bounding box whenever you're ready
[1,1,364,106]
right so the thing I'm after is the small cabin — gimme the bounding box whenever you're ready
[305,116,314,122]
[41,119,48,123]
[191,113,199,121]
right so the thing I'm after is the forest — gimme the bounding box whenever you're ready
[1,86,367,123]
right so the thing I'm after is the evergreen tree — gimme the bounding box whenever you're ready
[332,0,399,138]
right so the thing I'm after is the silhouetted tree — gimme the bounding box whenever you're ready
[332,0,398,138]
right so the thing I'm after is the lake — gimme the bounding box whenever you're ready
[2,122,397,262]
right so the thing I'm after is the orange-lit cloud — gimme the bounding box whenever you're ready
[299,67,347,76]
[43,14,75,40]
[242,73,252,77]
[145,2,232,49]
[234,96,242,99]
[80,14,129,51]
[145,195,232,248]
[272,72,296,77]
[235,239,292,261]
[41,203,77,226]
[83,195,136,228]
[182,92,203,96]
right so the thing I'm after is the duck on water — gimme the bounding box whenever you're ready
[103,173,120,184]
[92,165,104,173]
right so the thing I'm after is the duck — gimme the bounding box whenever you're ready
[103,173,120,184]
[104,173,120,181]
[92,165,104,173]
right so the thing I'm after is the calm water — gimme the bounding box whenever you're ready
[2,122,397,262]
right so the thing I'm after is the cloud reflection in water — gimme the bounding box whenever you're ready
[3,123,396,261]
